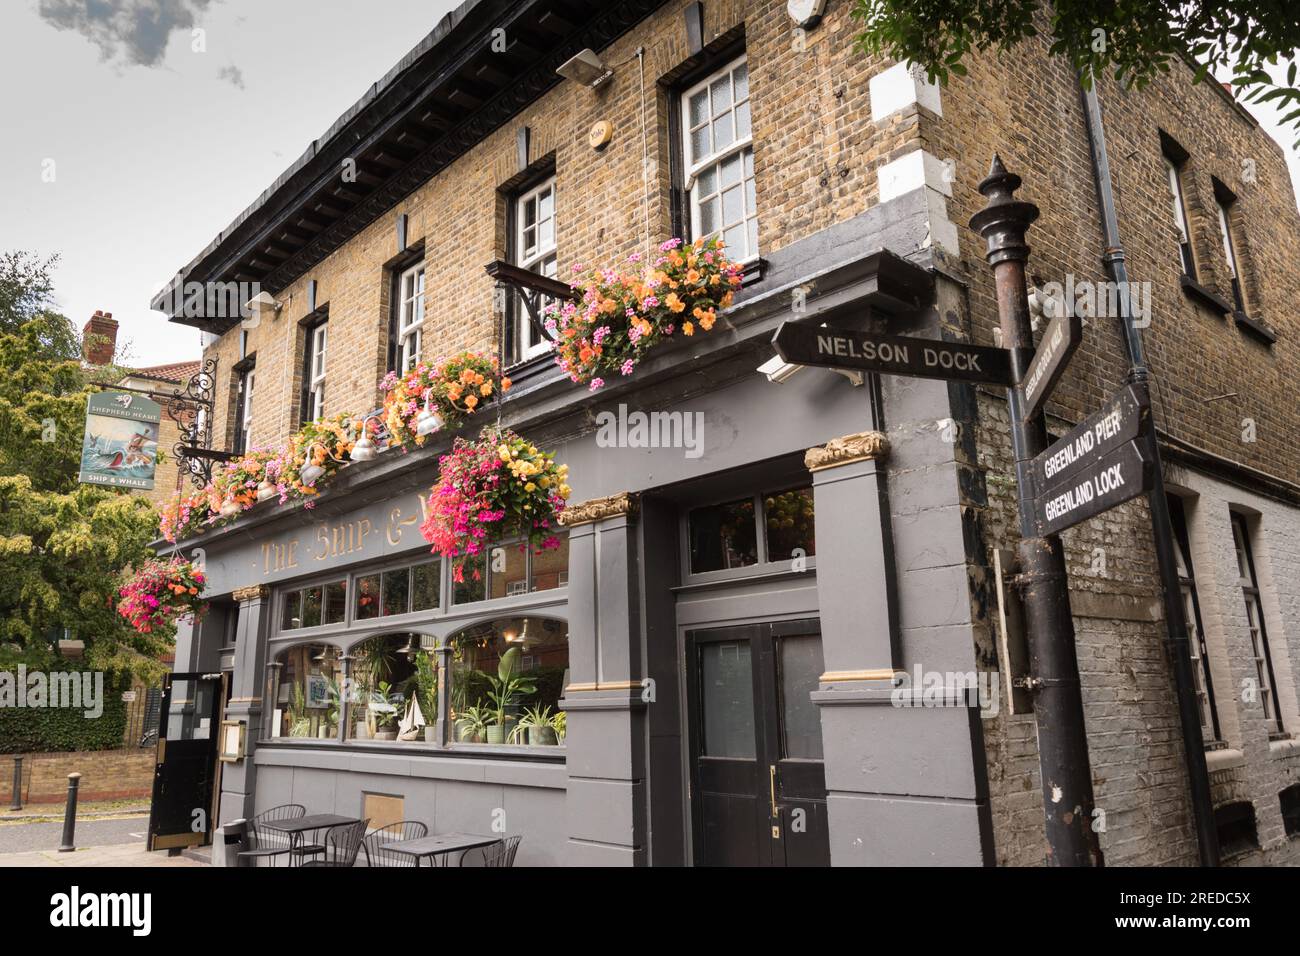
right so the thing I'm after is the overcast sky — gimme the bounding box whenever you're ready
[1,1,1297,368]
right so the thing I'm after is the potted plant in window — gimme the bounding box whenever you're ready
[370,681,400,740]
[485,647,536,745]
[550,709,566,744]
[455,705,490,743]
[511,704,557,746]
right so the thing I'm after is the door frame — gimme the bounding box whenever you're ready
[681,615,824,866]
[147,671,227,851]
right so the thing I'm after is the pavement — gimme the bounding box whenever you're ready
[0,811,202,867]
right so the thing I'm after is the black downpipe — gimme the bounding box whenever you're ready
[1078,78,1220,866]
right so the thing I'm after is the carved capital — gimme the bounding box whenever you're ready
[805,431,889,473]
[557,492,640,527]
[232,584,270,603]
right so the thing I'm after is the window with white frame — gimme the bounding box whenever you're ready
[233,366,255,455]
[682,56,757,262]
[513,177,557,362]
[304,321,327,422]
[1169,495,1219,743]
[397,262,425,372]
[1164,154,1196,278]
[1231,512,1282,733]
[1215,194,1246,313]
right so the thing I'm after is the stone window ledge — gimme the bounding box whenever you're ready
[1204,746,1245,772]
[1233,310,1277,345]
[1179,274,1233,316]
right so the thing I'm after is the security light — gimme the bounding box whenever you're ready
[758,354,803,384]
[415,396,443,437]
[556,48,613,89]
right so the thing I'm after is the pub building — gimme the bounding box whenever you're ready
[152,0,1300,866]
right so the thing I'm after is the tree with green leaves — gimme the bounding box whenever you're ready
[0,251,169,682]
[852,1,1300,146]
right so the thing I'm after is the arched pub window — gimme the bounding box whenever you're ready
[447,616,568,748]
[263,642,344,740]
[348,633,436,742]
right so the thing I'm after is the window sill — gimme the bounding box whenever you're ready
[1178,274,1233,316]
[258,737,567,762]
[1233,310,1277,345]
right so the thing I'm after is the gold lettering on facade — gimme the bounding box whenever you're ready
[386,506,419,546]
[262,540,299,573]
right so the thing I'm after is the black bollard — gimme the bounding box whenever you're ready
[57,772,81,852]
[9,756,21,811]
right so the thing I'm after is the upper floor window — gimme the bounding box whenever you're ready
[1163,149,1196,278]
[397,261,425,372]
[512,176,557,363]
[302,320,327,422]
[1231,512,1282,734]
[1214,185,1246,313]
[1169,495,1220,743]
[232,363,256,455]
[682,55,757,262]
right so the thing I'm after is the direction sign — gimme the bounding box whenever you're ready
[1032,384,1150,491]
[772,321,1014,387]
[1034,439,1153,536]
[1021,312,1083,418]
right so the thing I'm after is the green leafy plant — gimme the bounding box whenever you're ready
[486,646,536,733]
[851,1,1300,148]
[510,704,554,744]
[550,709,566,743]
[370,680,400,731]
[455,704,491,742]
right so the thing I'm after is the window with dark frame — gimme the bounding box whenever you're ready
[1168,495,1220,743]
[1230,512,1283,734]
[687,485,815,576]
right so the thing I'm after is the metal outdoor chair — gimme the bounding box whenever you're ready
[361,821,429,867]
[475,834,522,868]
[302,818,370,868]
[237,804,319,867]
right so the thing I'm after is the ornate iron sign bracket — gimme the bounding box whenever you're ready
[484,259,581,349]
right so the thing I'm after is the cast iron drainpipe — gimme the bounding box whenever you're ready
[1078,76,1220,866]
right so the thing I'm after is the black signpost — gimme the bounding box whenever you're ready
[1034,438,1153,536]
[1021,312,1083,419]
[1031,383,1150,489]
[771,321,1014,387]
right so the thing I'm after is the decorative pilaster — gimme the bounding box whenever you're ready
[219,582,274,828]
[561,491,647,865]
[804,430,889,472]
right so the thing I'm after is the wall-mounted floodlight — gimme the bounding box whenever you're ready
[557,49,613,89]
[758,354,803,384]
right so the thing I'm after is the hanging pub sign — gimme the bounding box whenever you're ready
[772,321,1014,386]
[78,391,162,490]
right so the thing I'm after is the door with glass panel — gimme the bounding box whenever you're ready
[685,619,830,866]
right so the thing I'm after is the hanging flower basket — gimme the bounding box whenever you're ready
[283,413,370,501]
[381,351,511,449]
[419,426,571,576]
[551,236,743,390]
[118,558,207,634]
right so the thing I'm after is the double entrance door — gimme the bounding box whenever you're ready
[685,619,830,866]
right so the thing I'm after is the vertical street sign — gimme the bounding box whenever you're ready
[78,391,163,491]
[1021,312,1083,418]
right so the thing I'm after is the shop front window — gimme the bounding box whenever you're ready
[448,617,568,747]
[349,634,435,743]
[281,580,347,631]
[688,485,815,575]
[452,533,569,607]
[265,643,344,740]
